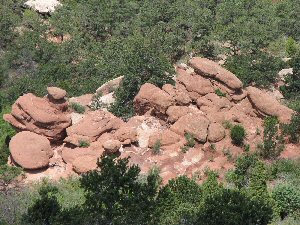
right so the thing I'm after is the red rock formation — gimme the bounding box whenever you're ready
[4,92,71,141]
[9,131,53,169]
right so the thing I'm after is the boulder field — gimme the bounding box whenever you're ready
[3,57,298,183]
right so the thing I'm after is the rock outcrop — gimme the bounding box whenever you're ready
[4,57,297,183]
[64,110,124,146]
[134,83,174,115]
[189,57,243,90]
[247,86,294,123]
[9,131,53,169]
[4,92,71,141]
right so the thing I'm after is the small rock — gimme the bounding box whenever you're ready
[47,87,67,100]
[103,140,122,153]
[208,123,225,143]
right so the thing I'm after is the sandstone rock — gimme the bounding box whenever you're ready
[136,116,163,148]
[64,110,124,145]
[149,129,182,147]
[231,89,248,102]
[196,93,232,113]
[246,86,294,123]
[103,140,121,153]
[166,106,193,123]
[61,146,104,165]
[47,87,66,100]
[208,123,225,142]
[162,84,176,97]
[72,155,98,173]
[189,57,243,90]
[114,116,144,142]
[134,83,173,115]
[177,68,214,95]
[96,76,123,95]
[170,113,210,142]
[4,93,71,141]
[9,131,53,169]
[69,94,93,107]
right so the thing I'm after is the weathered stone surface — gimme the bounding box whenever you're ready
[170,113,210,142]
[247,86,294,123]
[166,106,194,123]
[47,87,66,100]
[61,146,104,165]
[148,129,182,147]
[72,155,98,174]
[3,93,71,141]
[177,68,214,95]
[69,94,93,107]
[9,131,53,169]
[208,123,225,143]
[64,110,124,145]
[189,57,243,90]
[134,83,173,115]
[103,140,121,153]
[197,93,232,113]
[114,116,143,142]
[96,76,124,95]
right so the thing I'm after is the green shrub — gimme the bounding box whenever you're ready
[0,165,22,183]
[152,140,161,154]
[282,113,300,143]
[78,140,90,148]
[181,145,190,153]
[225,52,284,87]
[222,120,233,129]
[197,188,273,225]
[286,37,298,57]
[281,50,300,99]
[185,132,196,148]
[226,153,260,189]
[223,148,234,162]
[258,117,284,159]
[22,183,61,225]
[215,89,226,97]
[272,184,300,219]
[70,103,85,114]
[109,34,174,118]
[230,125,246,146]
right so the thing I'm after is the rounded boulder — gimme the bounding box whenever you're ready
[9,131,53,169]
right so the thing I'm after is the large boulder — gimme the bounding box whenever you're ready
[134,83,174,115]
[9,131,53,169]
[207,123,225,143]
[170,113,210,142]
[246,86,294,123]
[177,68,214,95]
[64,110,124,146]
[189,57,243,90]
[3,93,71,141]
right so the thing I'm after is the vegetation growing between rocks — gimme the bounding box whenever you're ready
[230,125,246,146]
[1,0,300,224]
